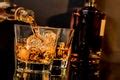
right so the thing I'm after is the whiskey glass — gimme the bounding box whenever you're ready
[50,28,74,80]
[14,24,61,80]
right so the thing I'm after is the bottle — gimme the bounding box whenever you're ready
[70,0,106,80]
[79,0,106,52]
[79,2,106,80]
[69,8,81,80]
[70,8,80,54]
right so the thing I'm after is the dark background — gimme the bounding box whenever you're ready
[0,0,120,80]
[13,0,84,26]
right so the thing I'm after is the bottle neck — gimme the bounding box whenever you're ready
[85,0,96,7]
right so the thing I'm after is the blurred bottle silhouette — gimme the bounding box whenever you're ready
[69,0,106,80]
